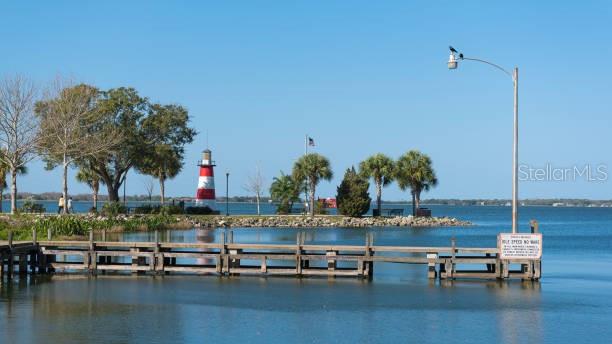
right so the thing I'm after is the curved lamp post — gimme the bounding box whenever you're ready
[225,171,230,216]
[448,46,519,233]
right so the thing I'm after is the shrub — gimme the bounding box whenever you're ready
[159,205,183,215]
[31,216,88,237]
[276,202,292,214]
[314,200,329,215]
[21,200,46,213]
[134,204,184,215]
[134,204,156,214]
[102,202,126,217]
[336,167,371,217]
[185,206,217,215]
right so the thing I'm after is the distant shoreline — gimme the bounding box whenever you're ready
[5,198,612,208]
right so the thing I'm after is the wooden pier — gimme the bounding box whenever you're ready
[1,230,541,281]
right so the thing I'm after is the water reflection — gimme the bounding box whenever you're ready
[195,229,215,266]
[3,224,612,343]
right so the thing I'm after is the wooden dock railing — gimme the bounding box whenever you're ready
[0,230,541,281]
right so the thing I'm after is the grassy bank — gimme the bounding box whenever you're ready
[0,214,190,241]
[0,214,472,241]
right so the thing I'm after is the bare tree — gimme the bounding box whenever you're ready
[35,78,120,214]
[0,75,39,214]
[243,164,265,215]
[143,178,155,203]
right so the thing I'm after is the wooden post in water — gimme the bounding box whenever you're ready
[89,230,96,274]
[530,220,539,233]
[19,253,27,276]
[30,229,38,274]
[361,232,370,278]
[502,260,510,278]
[0,252,4,280]
[326,250,337,273]
[296,231,302,274]
[260,256,267,273]
[228,231,241,275]
[7,231,13,280]
[526,220,540,275]
[427,252,438,279]
[101,228,110,269]
[486,253,494,273]
[220,231,228,274]
[154,230,161,274]
[448,237,457,279]
[300,232,308,269]
[130,247,139,274]
[367,232,374,279]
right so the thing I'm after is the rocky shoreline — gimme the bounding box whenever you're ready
[192,215,472,228]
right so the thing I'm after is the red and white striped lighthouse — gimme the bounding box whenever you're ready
[195,149,216,208]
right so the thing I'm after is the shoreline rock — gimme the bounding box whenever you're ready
[190,215,472,228]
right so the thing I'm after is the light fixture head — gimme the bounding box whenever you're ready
[448,52,458,69]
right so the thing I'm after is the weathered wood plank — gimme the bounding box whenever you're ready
[96,264,151,271]
[162,266,219,274]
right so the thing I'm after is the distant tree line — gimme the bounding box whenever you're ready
[0,75,196,214]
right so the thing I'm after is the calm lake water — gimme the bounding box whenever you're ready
[2,205,612,343]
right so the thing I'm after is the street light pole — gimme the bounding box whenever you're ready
[225,171,230,216]
[512,67,519,234]
[448,47,519,233]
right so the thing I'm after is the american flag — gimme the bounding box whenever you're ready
[308,137,315,146]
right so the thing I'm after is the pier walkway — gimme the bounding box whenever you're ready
[1,231,541,281]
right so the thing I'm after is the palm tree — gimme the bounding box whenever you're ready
[395,150,438,216]
[76,165,101,211]
[269,172,301,214]
[292,153,333,217]
[137,145,182,206]
[359,153,395,216]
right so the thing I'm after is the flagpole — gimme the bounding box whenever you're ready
[303,134,308,215]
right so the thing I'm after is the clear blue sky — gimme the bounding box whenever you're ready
[1,1,611,200]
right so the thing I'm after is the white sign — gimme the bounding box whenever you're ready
[498,233,542,259]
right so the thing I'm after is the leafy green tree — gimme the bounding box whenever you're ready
[76,163,102,210]
[395,150,438,216]
[135,103,196,205]
[80,87,149,202]
[292,153,333,217]
[35,82,118,213]
[359,153,395,216]
[137,146,182,205]
[336,166,371,217]
[269,172,301,214]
